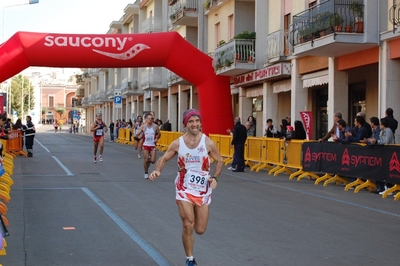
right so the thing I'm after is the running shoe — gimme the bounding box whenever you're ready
[144,173,149,179]
[99,155,103,162]
[94,156,97,163]
[138,154,141,159]
[186,259,197,266]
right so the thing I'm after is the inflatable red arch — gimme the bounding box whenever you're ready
[0,31,232,134]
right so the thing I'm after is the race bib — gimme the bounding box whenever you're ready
[184,169,210,192]
[96,129,103,136]
[146,135,154,142]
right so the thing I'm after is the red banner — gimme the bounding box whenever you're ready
[300,111,313,140]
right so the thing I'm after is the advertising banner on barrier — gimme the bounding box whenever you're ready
[302,142,400,183]
[300,111,312,140]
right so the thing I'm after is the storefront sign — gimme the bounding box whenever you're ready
[233,62,291,87]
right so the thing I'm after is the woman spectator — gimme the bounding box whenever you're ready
[247,116,256,136]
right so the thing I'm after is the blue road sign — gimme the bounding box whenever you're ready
[114,96,122,104]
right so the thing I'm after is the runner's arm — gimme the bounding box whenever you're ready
[206,137,223,178]
[149,139,179,181]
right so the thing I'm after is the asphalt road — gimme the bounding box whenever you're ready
[1,125,400,266]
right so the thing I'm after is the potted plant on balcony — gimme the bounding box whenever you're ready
[345,20,354,33]
[204,0,211,9]
[350,1,364,33]
[330,12,344,32]
[218,40,226,47]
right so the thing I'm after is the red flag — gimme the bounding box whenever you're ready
[300,111,313,140]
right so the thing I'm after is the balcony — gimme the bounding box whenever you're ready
[88,94,101,105]
[81,97,89,107]
[167,70,191,85]
[96,91,112,103]
[75,87,85,97]
[169,0,198,27]
[121,78,142,96]
[266,29,291,64]
[141,68,168,91]
[106,85,115,99]
[204,0,228,14]
[141,17,163,33]
[290,0,378,57]
[214,39,256,76]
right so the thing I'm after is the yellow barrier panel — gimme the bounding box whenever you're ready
[254,138,280,172]
[269,139,303,177]
[218,135,234,165]
[115,128,125,143]
[244,137,263,171]
[157,131,172,151]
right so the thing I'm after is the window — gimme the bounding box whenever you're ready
[228,15,234,40]
[49,96,54,107]
[215,22,221,48]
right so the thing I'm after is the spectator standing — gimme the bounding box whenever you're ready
[385,108,398,143]
[318,112,342,142]
[109,120,115,142]
[23,116,35,157]
[231,117,247,172]
[343,116,369,143]
[163,119,172,131]
[247,116,256,136]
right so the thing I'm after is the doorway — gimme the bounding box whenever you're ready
[349,82,366,124]
[315,88,328,139]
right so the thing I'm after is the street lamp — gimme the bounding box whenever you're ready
[2,0,39,42]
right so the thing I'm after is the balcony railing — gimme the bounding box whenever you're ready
[291,0,364,47]
[141,68,165,90]
[169,0,198,25]
[122,78,141,95]
[214,39,256,71]
[81,97,89,106]
[106,85,115,99]
[389,0,400,32]
[141,17,163,33]
[267,29,290,62]
[75,87,85,97]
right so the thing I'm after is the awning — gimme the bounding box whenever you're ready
[302,69,328,88]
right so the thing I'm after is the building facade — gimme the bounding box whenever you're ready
[77,0,400,141]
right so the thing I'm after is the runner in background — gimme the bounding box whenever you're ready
[90,113,108,163]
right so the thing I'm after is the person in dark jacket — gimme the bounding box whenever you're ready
[23,115,35,157]
[163,119,172,131]
[231,117,247,172]
[285,120,307,140]
[385,108,398,143]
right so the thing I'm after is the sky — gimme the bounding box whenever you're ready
[1,0,135,42]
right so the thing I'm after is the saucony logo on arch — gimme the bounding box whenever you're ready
[44,35,150,60]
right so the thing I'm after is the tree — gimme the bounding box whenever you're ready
[55,107,66,119]
[10,75,35,119]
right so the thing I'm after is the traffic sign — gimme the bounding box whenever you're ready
[114,96,122,104]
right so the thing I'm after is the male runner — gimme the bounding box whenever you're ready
[135,113,161,179]
[90,113,107,163]
[149,109,223,266]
